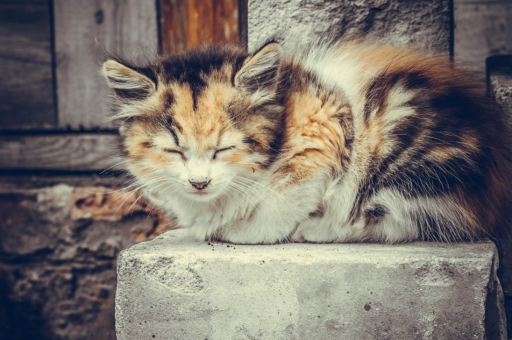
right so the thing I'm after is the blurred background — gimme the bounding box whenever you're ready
[0,0,511,339]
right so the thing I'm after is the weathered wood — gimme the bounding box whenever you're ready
[238,0,248,51]
[454,0,512,75]
[0,0,56,130]
[53,0,158,130]
[0,134,121,171]
[160,0,239,54]
[161,0,188,53]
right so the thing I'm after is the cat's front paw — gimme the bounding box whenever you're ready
[210,221,296,245]
[290,228,306,243]
[186,212,218,240]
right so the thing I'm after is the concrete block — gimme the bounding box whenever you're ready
[248,0,451,54]
[115,230,507,340]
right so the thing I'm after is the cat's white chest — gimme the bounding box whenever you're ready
[162,194,252,239]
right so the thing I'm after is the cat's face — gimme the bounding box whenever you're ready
[118,83,268,202]
[103,44,283,202]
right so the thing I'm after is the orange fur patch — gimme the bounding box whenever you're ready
[274,87,350,188]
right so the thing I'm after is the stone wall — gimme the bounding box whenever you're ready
[489,56,512,337]
[0,176,175,340]
[248,0,451,53]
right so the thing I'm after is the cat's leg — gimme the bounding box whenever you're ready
[366,189,476,243]
[291,183,445,243]
[212,175,327,244]
[323,188,474,243]
[362,189,421,243]
[291,176,369,243]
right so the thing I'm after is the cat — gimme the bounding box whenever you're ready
[102,37,512,244]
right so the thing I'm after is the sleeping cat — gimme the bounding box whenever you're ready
[102,38,512,244]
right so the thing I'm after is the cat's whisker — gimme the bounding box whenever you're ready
[111,177,170,208]
[127,192,147,215]
[227,180,259,205]
[234,176,286,200]
[225,185,247,205]
[230,178,270,204]
[100,159,131,174]
[230,179,283,215]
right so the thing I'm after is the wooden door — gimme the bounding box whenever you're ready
[160,0,241,54]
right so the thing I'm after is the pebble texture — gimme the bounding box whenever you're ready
[248,0,451,54]
[116,230,507,340]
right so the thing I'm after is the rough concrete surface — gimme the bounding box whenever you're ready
[248,0,450,54]
[116,230,507,340]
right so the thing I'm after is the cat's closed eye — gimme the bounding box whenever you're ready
[163,149,182,155]
[164,148,187,161]
[213,146,236,160]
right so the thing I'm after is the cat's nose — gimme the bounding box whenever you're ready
[189,179,211,190]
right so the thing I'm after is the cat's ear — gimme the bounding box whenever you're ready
[102,60,156,101]
[235,42,282,93]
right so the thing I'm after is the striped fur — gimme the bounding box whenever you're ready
[102,38,512,244]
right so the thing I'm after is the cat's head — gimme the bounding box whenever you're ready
[102,43,284,202]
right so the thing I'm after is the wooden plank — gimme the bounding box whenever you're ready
[0,0,56,130]
[0,134,121,171]
[454,0,512,75]
[160,0,239,54]
[53,0,158,130]
[161,0,188,53]
[238,0,248,51]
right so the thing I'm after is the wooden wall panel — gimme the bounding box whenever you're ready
[0,0,56,130]
[0,134,120,171]
[161,0,239,54]
[238,0,248,50]
[53,0,158,130]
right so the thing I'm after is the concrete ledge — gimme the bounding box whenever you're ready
[115,230,507,340]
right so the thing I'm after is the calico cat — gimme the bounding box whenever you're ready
[102,38,512,244]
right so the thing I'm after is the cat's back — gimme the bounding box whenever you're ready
[276,39,512,241]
